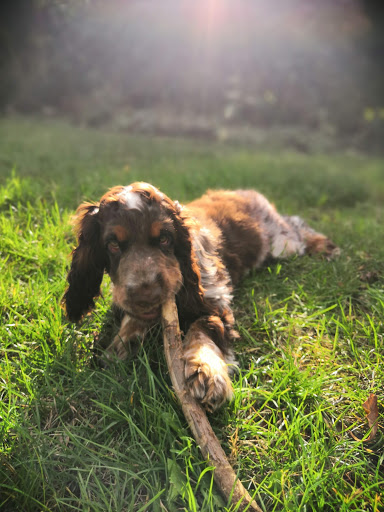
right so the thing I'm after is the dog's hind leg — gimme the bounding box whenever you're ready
[235,189,339,262]
[281,215,340,260]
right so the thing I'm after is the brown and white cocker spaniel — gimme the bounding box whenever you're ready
[64,182,338,412]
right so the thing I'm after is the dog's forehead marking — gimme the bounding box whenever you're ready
[119,184,165,211]
[120,188,145,211]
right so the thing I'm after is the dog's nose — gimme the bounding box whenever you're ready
[127,278,162,306]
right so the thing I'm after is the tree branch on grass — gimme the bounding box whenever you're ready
[162,298,263,512]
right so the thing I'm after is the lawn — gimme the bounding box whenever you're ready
[0,116,383,511]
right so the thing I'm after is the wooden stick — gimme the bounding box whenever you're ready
[162,298,262,512]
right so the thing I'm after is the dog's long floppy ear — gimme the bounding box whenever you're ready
[165,200,206,315]
[63,202,107,323]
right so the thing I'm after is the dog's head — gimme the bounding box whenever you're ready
[63,182,204,324]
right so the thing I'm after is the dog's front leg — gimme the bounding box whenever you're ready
[183,318,236,412]
[106,314,148,360]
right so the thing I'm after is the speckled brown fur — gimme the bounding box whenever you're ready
[63,182,338,411]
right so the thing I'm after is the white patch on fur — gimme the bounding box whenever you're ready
[270,232,306,258]
[192,228,233,311]
[120,188,145,211]
[238,190,308,261]
[204,284,233,303]
[183,333,234,411]
[183,336,226,372]
[120,313,131,329]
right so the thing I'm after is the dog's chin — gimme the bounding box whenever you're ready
[126,305,162,323]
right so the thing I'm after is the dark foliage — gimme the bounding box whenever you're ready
[0,0,383,150]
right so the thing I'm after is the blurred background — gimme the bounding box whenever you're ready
[1,0,383,153]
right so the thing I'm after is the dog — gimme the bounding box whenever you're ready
[64,182,338,412]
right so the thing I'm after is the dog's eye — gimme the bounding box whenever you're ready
[107,241,121,254]
[159,233,172,247]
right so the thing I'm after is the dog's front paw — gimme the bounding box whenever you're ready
[105,314,145,361]
[184,344,233,412]
[105,334,140,361]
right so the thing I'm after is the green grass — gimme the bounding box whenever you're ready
[0,116,383,511]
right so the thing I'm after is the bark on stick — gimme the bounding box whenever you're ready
[162,298,262,512]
